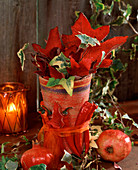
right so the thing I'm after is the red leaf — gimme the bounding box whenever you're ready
[48,65,65,79]
[71,13,110,41]
[62,13,110,48]
[80,36,128,71]
[62,33,81,48]
[32,43,42,52]
[33,27,62,58]
[99,59,113,68]
[63,45,78,57]
[67,57,89,77]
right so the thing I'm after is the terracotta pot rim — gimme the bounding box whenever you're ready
[39,74,92,83]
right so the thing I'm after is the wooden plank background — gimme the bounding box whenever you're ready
[0,0,137,113]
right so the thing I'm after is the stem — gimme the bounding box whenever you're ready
[127,20,138,35]
[109,94,125,128]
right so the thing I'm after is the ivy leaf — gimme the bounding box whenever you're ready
[112,59,127,72]
[29,164,47,170]
[49,52,70,75]
[103,1,114,16]
[76,33,100,48]
[111,16,125,26]
[124,127,133,135]
[59,76,75,96]
[1,142,10,154]
[17,43,29,71]
[102,80,110,96]
[122,114,138,128]
[5,160,18,170]
[46,78,60,87]
[124,4,132,20]
[94,1,105,12]
[61,150,72,164]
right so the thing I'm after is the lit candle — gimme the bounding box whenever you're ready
[5,102,21,132]
[0,82,28,133]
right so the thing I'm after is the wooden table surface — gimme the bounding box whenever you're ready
[0,100,138,169]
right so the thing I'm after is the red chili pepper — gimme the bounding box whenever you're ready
[84,130,89,154]
[75,101,97,155]
[84,103,98,154]
[63,111,80,156]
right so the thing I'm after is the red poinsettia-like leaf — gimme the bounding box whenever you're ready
[62,13,110,48]
[80,36,128,71]
[99,59,113,68]
[48,65,65,79]
[32,27,62,59]
[67,57,89,77]
[71,48,84,62]
[62,33,81,48]
[71,13,110,41]
[63,45,78,57]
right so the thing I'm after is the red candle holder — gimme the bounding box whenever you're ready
[0,82,28,133]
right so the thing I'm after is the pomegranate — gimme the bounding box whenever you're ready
[96,129,132,162]
[21,142,54,169]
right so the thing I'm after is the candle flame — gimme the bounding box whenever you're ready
[7,103,16,112]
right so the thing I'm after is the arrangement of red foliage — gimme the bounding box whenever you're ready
[32,12,128,80]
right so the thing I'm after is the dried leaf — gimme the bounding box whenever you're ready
[61,150,72,164]
[90,140,98,148]
[114,162,122,170]
[122,114,138,128]
[5,160,18,170]
[17,43,29,71]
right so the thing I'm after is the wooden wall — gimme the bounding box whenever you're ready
[0,0,137,113]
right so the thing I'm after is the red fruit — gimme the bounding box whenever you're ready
[96,129,132,162]
[21,143,54,170]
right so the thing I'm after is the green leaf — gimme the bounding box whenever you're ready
[111,16,125,26]
[124,4,132,20]
[94,2,105,12]
[122,114,138,128]
[76,33,100,48]
[49,52,70,75]
[103,1,114,16]
[29,164,47,170]
[21,135,29,142]
[134,36,138,43]
[5,160,18,170]
[59,76,75,96]
[46,78,60,87]
[61,150,72,164]
[17,43,29,71]
[124,127,133,135]
[102,79,110,96]
[109,79,119,92]
[1,156,6,170]
[1,142,10,154]
[112,59,127,72]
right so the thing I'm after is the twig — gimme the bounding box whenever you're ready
[109,94,125,128]
[127,21,138,35]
